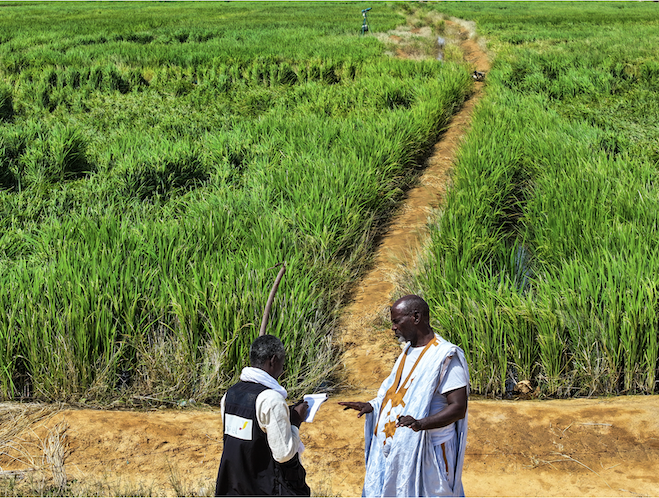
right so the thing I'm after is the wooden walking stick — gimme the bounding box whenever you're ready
[259,262,287,337]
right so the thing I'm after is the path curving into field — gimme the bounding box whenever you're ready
[338,21,491,393]
[2,21,659,498]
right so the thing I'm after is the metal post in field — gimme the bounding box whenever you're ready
[361,7,371,36]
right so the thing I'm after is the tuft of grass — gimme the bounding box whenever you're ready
[41,420,69,492]
[0,83,13,121]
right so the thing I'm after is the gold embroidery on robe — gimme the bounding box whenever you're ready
[375,336,438,441]
[383,419,397,440]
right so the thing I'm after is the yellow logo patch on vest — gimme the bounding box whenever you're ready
[225,413,253,440]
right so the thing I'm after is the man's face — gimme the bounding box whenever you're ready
[390,306,419,345]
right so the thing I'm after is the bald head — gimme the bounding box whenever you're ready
[390,295,434,347]
[392,295,430,324]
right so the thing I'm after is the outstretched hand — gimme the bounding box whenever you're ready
[337,401,373,418]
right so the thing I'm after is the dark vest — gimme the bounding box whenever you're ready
[215,381,310,496]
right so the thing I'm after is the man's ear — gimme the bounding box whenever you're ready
[413,310,420,324]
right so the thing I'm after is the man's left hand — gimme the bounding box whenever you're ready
[396,387,468,432]
[396,415,422,431]
[290,401,309,428]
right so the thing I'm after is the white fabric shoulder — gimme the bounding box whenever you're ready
[438,354,469,395]
[255,389,290,427]
[240,366,287,399]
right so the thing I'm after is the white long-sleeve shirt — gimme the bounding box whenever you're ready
[221,389,300,463]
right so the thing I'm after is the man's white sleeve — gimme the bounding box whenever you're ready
[438,355,469,394]
[255,390,300,463]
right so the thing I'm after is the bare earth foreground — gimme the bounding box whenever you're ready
[2,22,659,498]
[2,396,658,497]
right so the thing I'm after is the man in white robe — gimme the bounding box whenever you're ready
[340,295,469,497]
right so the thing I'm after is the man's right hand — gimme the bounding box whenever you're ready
[290,401,309,428]
[337,401,373,418]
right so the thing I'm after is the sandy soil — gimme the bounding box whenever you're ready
[4,395,656,497]
[2,21,658,498]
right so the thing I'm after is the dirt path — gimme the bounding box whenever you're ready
[339,21,490,392]
[2,21,659,498]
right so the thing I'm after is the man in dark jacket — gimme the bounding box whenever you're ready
[215,335,310,496]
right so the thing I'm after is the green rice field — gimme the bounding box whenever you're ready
[0,2,471,402]
[415,1,659,397]
[2,1,657,404]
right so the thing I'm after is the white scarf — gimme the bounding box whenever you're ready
[240,366,288,399]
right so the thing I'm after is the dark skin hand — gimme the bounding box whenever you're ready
[339,387,467,429]
[396,386,467,431]
[289,401,309,428]
[337,401,373,418]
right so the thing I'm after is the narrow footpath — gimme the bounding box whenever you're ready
[339,21,491,393]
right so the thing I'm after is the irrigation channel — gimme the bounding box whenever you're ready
[2,21,659,498]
